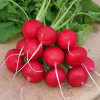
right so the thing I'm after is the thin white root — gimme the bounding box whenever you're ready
[68,42,74,56]
[27,52,43,72]
[10,47,24,87]
[82,63,100,92]
[81,82,92,88]
[17,43,43,73]
[21,79,30,100]
[54,63,66,100]
[92,70,100,77]
[0,54,23,72]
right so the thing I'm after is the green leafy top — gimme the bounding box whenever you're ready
[0,0,100,45]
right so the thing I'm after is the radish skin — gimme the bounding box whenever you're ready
[24,39,43,60]
[22,20,43,38]
[66,47,87,66]
[57,29,77,49]
[5,49,24,73]
[38,26,58,46]
[43,47,65,67]
[67,66,88,87]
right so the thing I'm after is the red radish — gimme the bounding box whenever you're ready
[38,26,58,45]
[67,66,88,87]
[82,57,95,72]
[57,29,77,49]
[19,26,57,73]
[21,61,45,100]
[45,67,66,87]
[22,61,45,83]
[66,47,87,66]
[82,63,100,91]
[43,47,65,67]
[43,46,65,99]
[24,39,43,60]
[82,57,100,76]
[22,20,43,38]
[45,66,66,100]
[5,49,24,73]
[16,38,27,51]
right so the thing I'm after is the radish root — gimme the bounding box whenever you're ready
[54,63,66,100]
[82,63,100,92]
[68,42,74,56]
[0,53,23,72]
[27,52,43,72]
[81,82,92,88]
[17,43,43,73]
[92,70,100,77]
[10,47,24,87]
[21,78,30,100]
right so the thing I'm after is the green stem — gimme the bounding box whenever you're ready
[55,9,76,30]
[40,0,51,22]
[53,0,60,9]
[51,0,77,29]
[36,0,47,21]
[8,0,29,20]
[75,12,98,20]
[43,61,50,71]
[52,0,76,28]
[51,0,68,26]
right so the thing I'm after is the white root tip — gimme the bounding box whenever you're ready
[92,70,100,77]
[68,42,74,56]
[17,43,43,73]
[81,82,92,88]
[10,47,24,87]
[20,79,30,100]
[82,63,100,92]
[54,63,66,100]
[27,52,43,73]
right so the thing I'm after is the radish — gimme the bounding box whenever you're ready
[66,47,87,66]
[45,67,66,87]
[22,20,43,38]
[38,26,58,46]
[18,26,58,74]
[82,63,100,91]
[22,61,44,83]
[21,60,45,100]
[24,39,43,60]
[43,47,65,67]
[43,46,65,100]
[10,38,43,86]
[67,66,88,87]
[82,57,100,76]
[16,38,27,51]
[5,49,24,73]
[57,29,77,49]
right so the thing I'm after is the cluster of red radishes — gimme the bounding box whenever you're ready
[2,19,100,99]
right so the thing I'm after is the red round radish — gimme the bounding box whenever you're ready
[83,57,95,72]
[57,29,77,49]
[45,67,66,87]
[22,61,45,83]
[22,20,43,38]
[43,47,65,67]
[16,38,27,51]
[24,39,43,60]
[5,49,24,73]
[38,26,58,45]
[66,47,87,66]
[67,66,88,87]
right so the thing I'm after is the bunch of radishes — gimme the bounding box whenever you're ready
[1,19,100,100]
